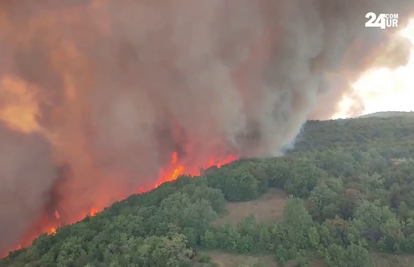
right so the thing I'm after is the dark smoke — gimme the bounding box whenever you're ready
[0,122,57,253]
[0,0,413,254]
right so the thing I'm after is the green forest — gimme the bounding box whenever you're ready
[3,114,414,267]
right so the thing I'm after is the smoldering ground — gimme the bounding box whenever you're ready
[0,0,413,254]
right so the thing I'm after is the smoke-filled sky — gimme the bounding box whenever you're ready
[0,0,414,255]
[334,19,414,118]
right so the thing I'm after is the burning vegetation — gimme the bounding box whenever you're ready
[4,151,238,256]
[0,0,414,256]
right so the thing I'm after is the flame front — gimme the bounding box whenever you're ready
[2,0,410,258]
[155,152,237,189]
[89,208,99,217]
[5,151,236,255]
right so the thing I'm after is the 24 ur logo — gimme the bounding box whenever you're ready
[365,12,398,29]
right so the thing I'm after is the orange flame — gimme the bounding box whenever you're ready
[89,207,98,217]
[5,151,237,257]
[154,152,237,189]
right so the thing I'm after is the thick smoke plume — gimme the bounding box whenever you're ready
[0,0,413,254]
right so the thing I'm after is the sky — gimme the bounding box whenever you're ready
[334,19,414,118]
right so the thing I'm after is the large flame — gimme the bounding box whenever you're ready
[0,67,238,255]
[6,151,237,255]
[1,0,414,259]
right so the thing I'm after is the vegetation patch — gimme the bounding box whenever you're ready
[3,116,414,266]
[215,188,288,225]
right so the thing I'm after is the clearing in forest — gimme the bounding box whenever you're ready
[215,188,288,225]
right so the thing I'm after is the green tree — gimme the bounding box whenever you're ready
[284,160,324,198]
[281,197,313,249]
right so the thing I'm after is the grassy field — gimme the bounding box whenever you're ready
[215,188,288,225]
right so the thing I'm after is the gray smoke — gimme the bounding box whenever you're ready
[0,122,57,253]
[0,0,413,255]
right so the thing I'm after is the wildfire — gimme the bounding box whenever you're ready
[89,207,99,217]
[154,152,237,189]
[5,151,237,256]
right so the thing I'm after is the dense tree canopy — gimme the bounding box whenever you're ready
[3,114,414,266]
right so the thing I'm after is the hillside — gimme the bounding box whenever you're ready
[2,116,414,267]
[359,111,414,118]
